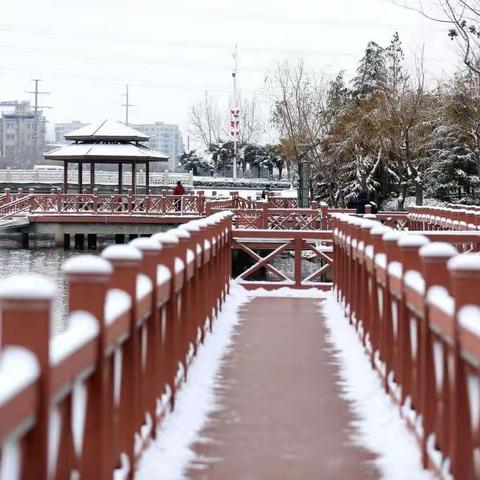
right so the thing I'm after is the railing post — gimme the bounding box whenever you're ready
[101,245,143,472]
[261,203,268,229]
[4,187,11,203]
[150,231,181,407]
[418,242,458,468]
[448,254,480,480]
[310,200,319,229]
[62,255,113,478]
[127,188,133,214]
[198,191,205,215]
[92,187,98,213]
[320,202,328,229]
[0,274,56,480]
[397,234,430,404]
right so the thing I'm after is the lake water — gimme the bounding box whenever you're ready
[0,248,89,334]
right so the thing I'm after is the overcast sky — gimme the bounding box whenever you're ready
[0,0,460,140]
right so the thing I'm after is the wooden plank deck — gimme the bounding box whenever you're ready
[186,296,379,479]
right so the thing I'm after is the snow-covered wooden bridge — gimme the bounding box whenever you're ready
[1,205,480,479]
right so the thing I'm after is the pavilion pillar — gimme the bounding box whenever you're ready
[90,162,95,193]
[146,162,150,195]
[118,163,123,193]
[64,161,68,194]
[78,162,83,194]
[131,162,136,194]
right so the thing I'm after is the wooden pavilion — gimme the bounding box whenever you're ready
[44,119,169,193]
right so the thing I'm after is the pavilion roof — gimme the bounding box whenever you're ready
[64,119,150,142]
[44,142,169,163]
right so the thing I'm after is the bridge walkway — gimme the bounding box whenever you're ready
[186,296,379,479]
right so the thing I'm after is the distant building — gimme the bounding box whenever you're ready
[130,122,184,172]
[55,121,87,144]
[0,101,47,168]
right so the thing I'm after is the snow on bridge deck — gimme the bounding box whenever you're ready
[137,288,433,479]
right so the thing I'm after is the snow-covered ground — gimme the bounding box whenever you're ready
[323,293,433,480]
[136,284,432,480]
[382,196,447,211]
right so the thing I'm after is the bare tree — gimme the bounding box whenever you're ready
[270,60,329,190]
[396,0,480,75]
[188,92,265,153]
[189,92,223,150]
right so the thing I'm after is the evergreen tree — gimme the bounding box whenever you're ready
[179,150,209,176]
[352,42,387,97]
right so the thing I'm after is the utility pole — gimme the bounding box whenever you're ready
[231,45,239,181]
[121,84,135,125]
[26,79,50,165]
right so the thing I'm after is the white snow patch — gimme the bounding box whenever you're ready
[247,286,327,298]
[137,274,153,300]
[459,305,480,337]
[427,286,454,316]
[0,347,39,407]
[105,289,132,325]
[322,293,433,480]
[136,282,250,480]
[50,311,99,365]
[404,270,425,295]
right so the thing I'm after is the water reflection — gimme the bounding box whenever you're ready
[0,249,91,334]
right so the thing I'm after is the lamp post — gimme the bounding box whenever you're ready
[298,144,311,208]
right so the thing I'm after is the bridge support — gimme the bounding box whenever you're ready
[78,162,83,194]
[90,162,95,193]
[118,163,123,193]
[63,161,68,193]
[131,162,136,194]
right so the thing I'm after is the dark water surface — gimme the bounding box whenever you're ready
[0,248,92,333]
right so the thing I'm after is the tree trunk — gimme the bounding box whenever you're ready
[415,183,423,206]
[278,167,283,180]
[257,166,261,178]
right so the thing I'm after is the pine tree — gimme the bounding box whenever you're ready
[352,42,387,97]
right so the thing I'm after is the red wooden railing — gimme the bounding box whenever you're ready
[0,192,207,219]
[0,212,232,479]
[409,206,480,231]
[232,229,333,290]
[333,213,480,479]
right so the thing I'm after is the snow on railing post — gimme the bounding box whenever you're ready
[150,231,181,407]
[447,253,480,479]
[128,237,163,440]
[420,243,457,292]
[100,245,142,470]
[0,274,56,480]
[62,255,113,479]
